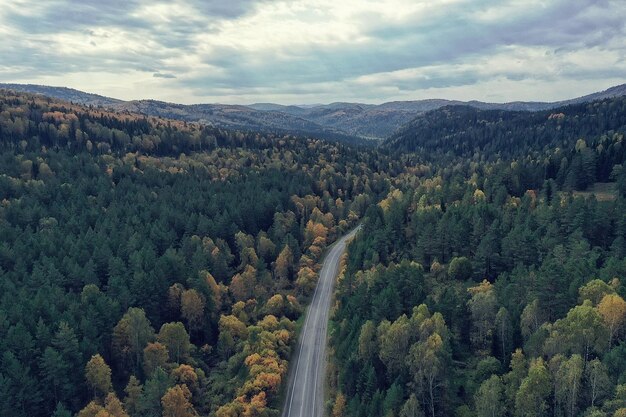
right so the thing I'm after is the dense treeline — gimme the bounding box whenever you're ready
[0,91,401,417]
[385,97,626,190]
[3,88,626,417]
[330,99,626,417]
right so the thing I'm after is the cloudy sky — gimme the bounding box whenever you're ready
[1,0,625,104]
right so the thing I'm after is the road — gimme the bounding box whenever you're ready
[282,227,360,417]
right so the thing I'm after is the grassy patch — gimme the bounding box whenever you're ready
[571,182,617,201]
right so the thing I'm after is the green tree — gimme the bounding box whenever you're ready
[137,367,170,417]
[503,349,528,410]
[514,358,551,417]
[358,320,377,362]
[544,301,607,361]
[579,279,616,305]
[157,323,191,364]
[378,314,411,375]
[448,257,472,281]
[467,280,498,354]
[407,333,447,417]
[124,376,142,417]
[399,394,424,417]
[475,375,504,417]
[51,402,72,417]
[112,308,155,372]
[556,354,583,417]
[586,359,611,408]
[495,307,512,363]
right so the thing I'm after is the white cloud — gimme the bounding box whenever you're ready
[0,0,624,104]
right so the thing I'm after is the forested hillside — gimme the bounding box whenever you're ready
[4,83,625,143]
[0,90,402,417]
[2,86,626,417]
[385,97,626,167]
[329,98,626,417]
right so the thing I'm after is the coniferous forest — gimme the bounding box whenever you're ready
[1,87,626,417]
[0,90,397,417]
[329,99,626,417]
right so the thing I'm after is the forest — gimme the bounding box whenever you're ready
[0,88,625,417]
[0,90,401,417]
[329,98,626,417]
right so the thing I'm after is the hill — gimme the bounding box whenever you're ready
[384,96,626,161]
[0,83,123,107]
[2,83,625,141]
[2,86,626,417]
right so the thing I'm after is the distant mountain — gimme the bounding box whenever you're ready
[2,82,625,141]
[0,83,123,107]
[555,83,626,106]
[113,100,363,144]
[0,84,360,144]
[383,95,626,157]
[248,85,626,139]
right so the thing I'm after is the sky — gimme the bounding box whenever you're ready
[0,0,625,105]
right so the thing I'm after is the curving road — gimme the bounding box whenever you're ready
[282,227,360,417]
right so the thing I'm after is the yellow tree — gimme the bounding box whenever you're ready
[161,384,197,417]
[230,265,257,302]
[77,402,104,417]
[295,266,317,295]
[181,289,205,337]
[265,294,284,317]
[85,354,112,399]
[244,391,267,417]
[304,220,328,248]
[598,294,626,349]
[274,245,294,282]
[332,393,346,417]
[171,364,199,391]
[218,315,248,358]
[143,342,169,376]
[104,393,129,417]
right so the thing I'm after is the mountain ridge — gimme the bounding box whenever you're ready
[2,82,625,141]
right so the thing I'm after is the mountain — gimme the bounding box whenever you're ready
[114,100,341,138]
[2,82,625,141]
[383,95,626,159]
[0,83,123,107]
[247,84,626,139]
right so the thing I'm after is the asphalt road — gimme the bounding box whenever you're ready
[282,227,360,417]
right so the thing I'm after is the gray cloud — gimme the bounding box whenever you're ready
[0,0,624,103]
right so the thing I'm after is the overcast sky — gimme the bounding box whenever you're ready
[1,0,625,104]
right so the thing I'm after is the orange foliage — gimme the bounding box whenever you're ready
[161,384,196,417]
[171,364,198,390]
